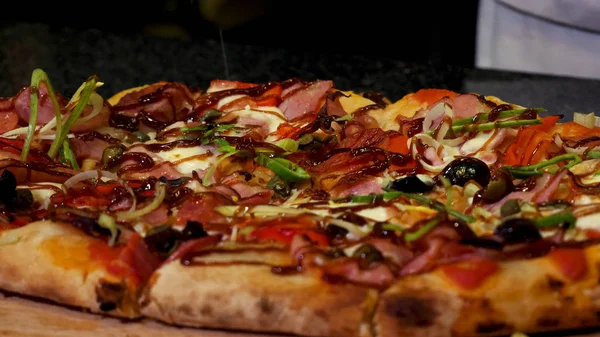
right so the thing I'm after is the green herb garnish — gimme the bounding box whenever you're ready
[60,139,79,170]
[404,216,443,242]
[452,108,546,126]
[22,69,62,161]
[48,76,97,158]
[534,209,576,229]
[254,154,310,183]
[505,153,582,178]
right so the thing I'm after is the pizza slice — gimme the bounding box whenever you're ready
[0,168,160,318]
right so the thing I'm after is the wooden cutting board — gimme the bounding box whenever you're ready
[0,292,290,337]
[1,291,599,337]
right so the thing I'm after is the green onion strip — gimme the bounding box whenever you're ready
[47,77,97,159]
[21,69,63,161]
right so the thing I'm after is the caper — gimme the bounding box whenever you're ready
[298,134,325,149]
[267,175,291,197]
[439,157,491,187]
[132,131,150,143]
[199,109,223,122]
[481,177,513,203]
[352,244,384,269]
[388,174,434,193]
[500,199,521,217]
[102,145,125,169]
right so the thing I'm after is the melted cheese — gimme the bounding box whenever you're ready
[355,206,394,222]
[230,108,286,134]
[217,94,247,109]
[19,183,61,210]
[153,146,215,174]
[574,212,600,230]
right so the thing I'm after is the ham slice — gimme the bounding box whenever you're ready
[450,94,485,119]
[174,192,234,227]
[329,177,383,199]
[14,83,66,125]
[279,80,333,121]
[322,258,395,288]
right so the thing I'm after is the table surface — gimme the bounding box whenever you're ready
[1,291,600,337]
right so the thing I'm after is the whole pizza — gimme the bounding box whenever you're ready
[0,68,599,337]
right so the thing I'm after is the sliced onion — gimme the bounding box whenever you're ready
[63,170,119,191]
[116,182,166,221]
[326,218,372,240]
[435,120,450,142]
[574,112,600,128]
[422,102,450,132]
[411,133,459,173]
[2,126,36,138]
[75,93,103,125]
[554,134,598,155]
[36,133,75,140]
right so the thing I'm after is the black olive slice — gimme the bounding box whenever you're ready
[440,157,491,187]
[494,218,541,244]
[388,175,434,193]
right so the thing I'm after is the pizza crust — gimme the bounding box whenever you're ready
[141,249,378,337]
[375,244,600,337]
[0,221,140,318]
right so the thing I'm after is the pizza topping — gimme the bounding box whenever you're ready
[111,82,196,131]
[115,182,166,221]
[440,259,499,290]
[101,145,126,169]
[534,209,576,229]
[143,221,208,257]
[47,76,99,160]
[439,157,491,187]
[493,218,542,244]
[279,80,332,121]
[97,213,120,246]
[477,169,513,203]
[548,248,588,282]
[388,174,434,193]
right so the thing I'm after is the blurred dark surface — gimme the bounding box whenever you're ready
[0,0,599,118]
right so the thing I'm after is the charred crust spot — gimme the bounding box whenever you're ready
[479,298,491,309]
[537,318,560,327]
[547,276,565,291]
[95,280,126,312]
[200,304,213,316]
[99,301,117,312]
[476,321,508,334]
[595,310,600,321]
[258,297,274,314]
[384,295,436,327]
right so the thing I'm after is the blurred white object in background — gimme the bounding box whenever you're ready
[476,0,600,80]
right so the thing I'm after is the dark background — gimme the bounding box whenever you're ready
[1,0,599,116]
[2,0,479,67]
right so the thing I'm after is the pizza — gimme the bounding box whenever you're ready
[0,68,599,337]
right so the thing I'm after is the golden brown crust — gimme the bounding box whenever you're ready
[141,249,378,337]
[375,244,600,337]
[0,221,140,318]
